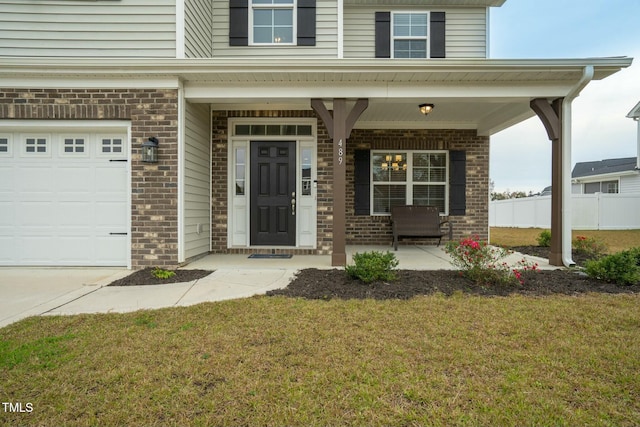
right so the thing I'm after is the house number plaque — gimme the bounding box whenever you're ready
[337,139,344,165]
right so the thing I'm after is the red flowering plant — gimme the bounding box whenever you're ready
[573,235,608,260]
[444,235,538,285]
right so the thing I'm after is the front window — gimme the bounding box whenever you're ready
[392,12,428,58]
[251,0,295,44]
[584,180,619,194]
[372,151,447,215]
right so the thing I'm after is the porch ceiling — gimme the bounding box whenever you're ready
[0,57,632,136]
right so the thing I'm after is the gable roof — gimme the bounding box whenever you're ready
[627,101,640,119]
[572,157,638,178]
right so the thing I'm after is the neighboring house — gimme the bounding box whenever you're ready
[572,101,640,195]
[572,157,640,194]
[0,0,632,268]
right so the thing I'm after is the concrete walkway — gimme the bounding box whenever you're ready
[0,246,551,328]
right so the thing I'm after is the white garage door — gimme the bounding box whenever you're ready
[0,130,128,266]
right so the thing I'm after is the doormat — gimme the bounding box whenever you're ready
[248,254,293,259]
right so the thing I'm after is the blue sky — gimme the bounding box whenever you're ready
[488,0,640,193]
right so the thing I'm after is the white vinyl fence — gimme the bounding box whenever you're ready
[489,193,640,230]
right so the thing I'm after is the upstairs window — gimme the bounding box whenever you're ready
[375,11,445,59]
[393,13,428,58]
[251,0,294,44]
[230,0,316,46]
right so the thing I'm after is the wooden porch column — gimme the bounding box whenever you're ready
[312,98,368,266]
[530,98,564,266]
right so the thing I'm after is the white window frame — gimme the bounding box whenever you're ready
[96,135,127,158]
[370,150,448,216]
[21,134,51,158]
[0,133,12,157]
[249,0,297,46]
[391,11,429,59]
[59,135,90,157]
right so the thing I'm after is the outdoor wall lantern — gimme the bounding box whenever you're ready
[419,103,435,115]
[141,137,159,163]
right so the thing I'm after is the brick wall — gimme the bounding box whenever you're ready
[345,129,490,245]
[0,88,180,269]
[210,112,488,253]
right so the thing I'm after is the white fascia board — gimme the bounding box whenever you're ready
[0,57,632,76]
[355,120,477,130]
[572,170,637,183]
[0,77,181,89]
[184,82,573,101]
[0,119,130,131]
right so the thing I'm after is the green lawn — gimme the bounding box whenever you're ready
[490,227,640,254]
[2,294,639,426]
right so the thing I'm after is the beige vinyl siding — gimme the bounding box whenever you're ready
[212,0,337,57]
[0,0,176,57]
[343,7,486,59]
[184,102,211,260]
[185,0,213,57]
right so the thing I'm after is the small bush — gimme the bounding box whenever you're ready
[584,248,640,285]
[573,235,608,259]
[445,236,538,286]
[345,251,399,283]
[537,230,551,247]
[151,267,176,280]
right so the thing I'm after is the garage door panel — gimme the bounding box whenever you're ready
[19,202,55,227]
[0,166,15,190]
[95,203,127,229]
[57,202,92,226]
[95,165,127,192]
[0,131,128,266]
[96,236,128,264]
[57,167,93,193]
[17,166,54,192]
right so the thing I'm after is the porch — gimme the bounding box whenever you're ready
[183,245,553,271]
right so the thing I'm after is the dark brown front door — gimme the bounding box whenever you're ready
[250,141,296,246]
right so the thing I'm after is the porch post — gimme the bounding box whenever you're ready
[530,98,564,266]
[312,98,368,266]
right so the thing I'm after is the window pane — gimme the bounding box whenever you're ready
[274,9,292,25]
[373,185,406,214]
[273,26,292,43]
[413,185,445,212]
[393,13,411,37]
[393,40,411,58]
[584,182,599,194]
[410,14,427,36]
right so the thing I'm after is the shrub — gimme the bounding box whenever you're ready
[537,230,552,247]
[445,236,538,286]
[573,235,608,259]
[151,267,176,280]
[584,248,640,285]
[345,251,399,283]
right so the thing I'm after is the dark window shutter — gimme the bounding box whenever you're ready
[430,12,445,58]
[449,150,466,216]
[375,12,391,58]
[354,150,371,215]
[229,0,249,46]
[297,0,316,46]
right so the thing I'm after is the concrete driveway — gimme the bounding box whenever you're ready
[0,268,130,328]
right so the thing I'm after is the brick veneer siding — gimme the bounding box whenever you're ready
[345,129,490,246]
[210,111,488,253]
[210,109,334,255]
[0,88,180,269]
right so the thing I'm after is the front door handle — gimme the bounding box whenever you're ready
[291,192,296,216]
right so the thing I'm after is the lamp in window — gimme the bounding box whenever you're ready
[419,103,435,116]
[141,137,159,163]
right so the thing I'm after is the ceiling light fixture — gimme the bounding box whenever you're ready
[419,103,435,115]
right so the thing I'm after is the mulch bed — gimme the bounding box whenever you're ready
[108,246,640,299]
[266,268,640,300]
[267,246,639,300]
[108,268,213,286]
